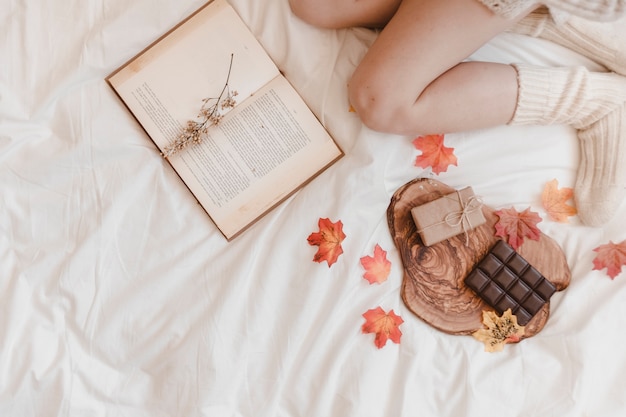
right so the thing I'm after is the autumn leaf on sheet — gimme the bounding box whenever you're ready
[494,207,542,250]
[307,218,346,267]
[412,134,457,175]
[541,179,577,223]
[360,244,392,284]
[472,309,525,353]
[592,240,626,279]
[361,307,404,349]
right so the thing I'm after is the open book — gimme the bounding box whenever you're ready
[107,0,343,240]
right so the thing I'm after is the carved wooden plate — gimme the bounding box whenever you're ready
[387,178,571,337]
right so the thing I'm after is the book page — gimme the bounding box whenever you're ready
[169,76,342,239]
[108,0,279,149]
[107,0,342,240]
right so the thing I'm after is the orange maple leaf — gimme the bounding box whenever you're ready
[412,134,457,175]
[541,179,577,223]
[307,218,346,267]
[360,244,391,284]
[361,307,404,349]
[592,240,626,279]
[494,207,542,250]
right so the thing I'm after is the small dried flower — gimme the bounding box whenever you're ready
[162,54,237,158]
[221,91,238,110]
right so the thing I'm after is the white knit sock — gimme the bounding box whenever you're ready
[575,103,626,226]
[510,64,626,226]
[511,9,626,76]
[511,64,626,129]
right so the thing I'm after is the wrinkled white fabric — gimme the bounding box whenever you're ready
[2,0,626,416]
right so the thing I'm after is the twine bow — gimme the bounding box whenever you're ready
[416,191,484,246]
[442,193,483,245]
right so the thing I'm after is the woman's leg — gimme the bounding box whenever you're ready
[288,0,401,29]
[343,0,626,226]
[289,0,626,226]
[348,0,538,135]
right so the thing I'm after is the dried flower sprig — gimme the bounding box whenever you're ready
[162,54,237,158]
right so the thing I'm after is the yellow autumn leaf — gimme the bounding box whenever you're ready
[472,309,525,352]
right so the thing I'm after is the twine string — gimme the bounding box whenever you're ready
[416,192,483,245]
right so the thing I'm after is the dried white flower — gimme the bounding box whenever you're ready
[162,54,237,158]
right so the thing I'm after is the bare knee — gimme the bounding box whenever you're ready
[348,75,431,135]
[289,0,399,29]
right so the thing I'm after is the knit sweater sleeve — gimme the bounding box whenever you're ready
[543,0,626,21]
[478,0,626,21]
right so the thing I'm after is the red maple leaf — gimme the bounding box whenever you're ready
[361,307,404,348]
[494,207,542,250]
[307,218,346,267]
[592,240,626,279]
[541,179,577,223]
[360,244,392,284]
[412,134,457,175]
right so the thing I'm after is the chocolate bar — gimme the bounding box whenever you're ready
[464,240,556,325]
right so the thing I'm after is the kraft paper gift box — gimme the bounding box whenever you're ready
[410,186,486,246]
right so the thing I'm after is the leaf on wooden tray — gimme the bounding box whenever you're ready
[361,307,404,349]
[494,207,542,250]
[412,134,457,175]
[307,218,346,267]
[592,240,626,279]
[472,309,525,353]
[360,244,392,285]
[541,179,577,223]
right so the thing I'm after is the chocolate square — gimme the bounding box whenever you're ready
[508,256,528,276]
[523,293,546,315]
[469,270,490,292]
[482,281,504,305]
[480,254,502,277]
[493,268,517,290]
[509,280,531,302]
[464,240,557,326]
[513,308,533,325]
[496,294,518,313]
[535,279,557,300]
[521,268,543,288]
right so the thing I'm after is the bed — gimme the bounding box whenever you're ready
[2,0,626,416]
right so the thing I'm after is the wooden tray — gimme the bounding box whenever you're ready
[387,178,571,338]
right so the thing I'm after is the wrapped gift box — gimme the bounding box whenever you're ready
[411,186,486,246]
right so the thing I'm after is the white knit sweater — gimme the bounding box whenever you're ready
[479,0,626,21]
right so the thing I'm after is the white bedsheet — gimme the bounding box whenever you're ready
[2,0,626,416]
